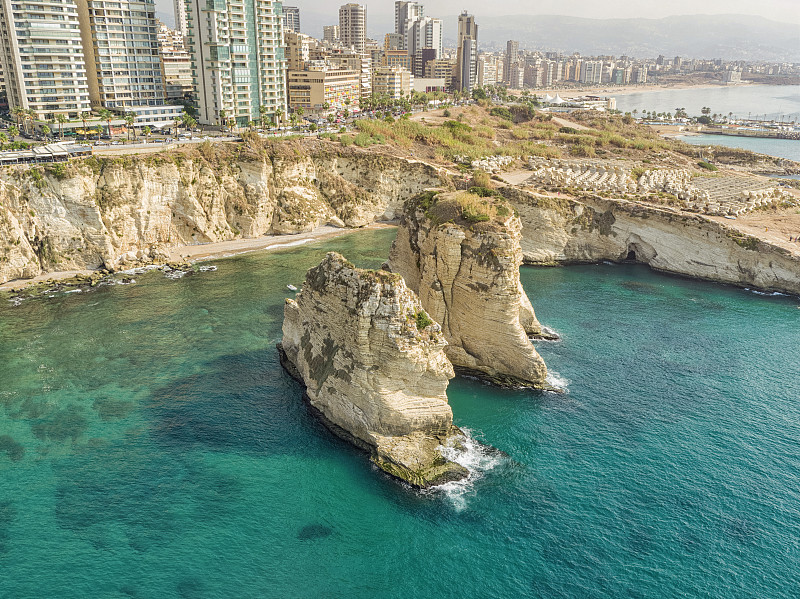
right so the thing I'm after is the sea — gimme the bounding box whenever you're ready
[2,227,799,598]
[612,84,800,162]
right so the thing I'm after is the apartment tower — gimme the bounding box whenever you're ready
[174,0,189,38]
[394,1,422,49]
[283,6,300,33]
[339,3,366,53]
[76,0,166,110]
[455,12,478,93]
[184,0,287,126]
[0,0,91,120]
[504,40,519,85]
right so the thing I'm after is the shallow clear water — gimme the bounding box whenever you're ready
[677,133,800,163]
[2,229,800,598]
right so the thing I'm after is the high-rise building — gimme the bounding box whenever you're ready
[477,54,499,87]
[504,40,519,85]
[580,60,603,84]
[158,23,193,100]
[455,12,478,93]
[339,3,366,53]
[394,1,422,49]
[323,25,340,44]
[408,17,442,66]
[395,2,423,37]
[0,0,92,120]
[283,6,300,33]
[77,0,166,110]
[184,0,287,126]
[174,0,188,38]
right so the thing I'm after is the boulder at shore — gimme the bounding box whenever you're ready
[278,252,468,488]
[387,190,548,388]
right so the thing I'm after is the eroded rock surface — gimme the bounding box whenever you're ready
[279,252,468,488]
[387,191,548,388]
[0,139,444,284]
[502,187,800,296]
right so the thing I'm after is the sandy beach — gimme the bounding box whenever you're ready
[0,222,397,292]
[516,81,750,100]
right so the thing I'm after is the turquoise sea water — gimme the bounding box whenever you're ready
[1,228,800,598]
[677,133,800,163]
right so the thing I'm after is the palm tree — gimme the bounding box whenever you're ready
[248,120,256,132]
[124,113,135,141]
[8,125,19,140]
[24,109,35,134]
[143,126,151,142]
[0,132,7,150]
[182,113,197,138]
[275,108,284,129]
[11,106,24,129]
[41,124,51,139]
[259,105,268,129]
[56,114,67,139]
[80,110,92,138]
[218,108,227,130]
[98,109,113,138]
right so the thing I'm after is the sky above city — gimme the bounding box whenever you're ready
[155,0,800,27]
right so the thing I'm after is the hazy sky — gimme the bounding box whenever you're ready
[155,0,800,29]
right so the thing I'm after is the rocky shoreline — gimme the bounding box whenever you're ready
[2,139,799,299]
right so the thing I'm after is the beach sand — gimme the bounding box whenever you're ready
[0,223,397,291]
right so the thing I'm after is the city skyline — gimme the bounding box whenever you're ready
[154,1,800,28]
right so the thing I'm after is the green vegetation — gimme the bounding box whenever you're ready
[698,161,718,171]
[44,163,68,180]
[489,107,513,121]
[415,310,434,331]
[422,191,512,226]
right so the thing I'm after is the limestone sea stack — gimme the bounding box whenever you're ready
[387,190,548,388]
[278,252,468,488]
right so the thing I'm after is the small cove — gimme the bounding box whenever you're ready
[1,228,799,598]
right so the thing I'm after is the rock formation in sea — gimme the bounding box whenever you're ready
[387,190,549,388]
[278,252,468,488]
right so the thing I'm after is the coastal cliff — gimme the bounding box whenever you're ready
[503,188,800,295]
[0,139,444,284]
[387,190,548,388]
[278,252,468,488]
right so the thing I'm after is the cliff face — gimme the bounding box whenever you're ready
[503,188,800,295]
[387,191,548,388]
[0,140,444,284]
[279,252,468,488]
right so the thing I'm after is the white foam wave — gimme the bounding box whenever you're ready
[269,239,314,251]
[743,288,787,297]
[120,265,161,275]
[196,265,218,272]
[164,270,186,280]
[545,370,570,392]
[538,325,561,342]
[427,429,505,511]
